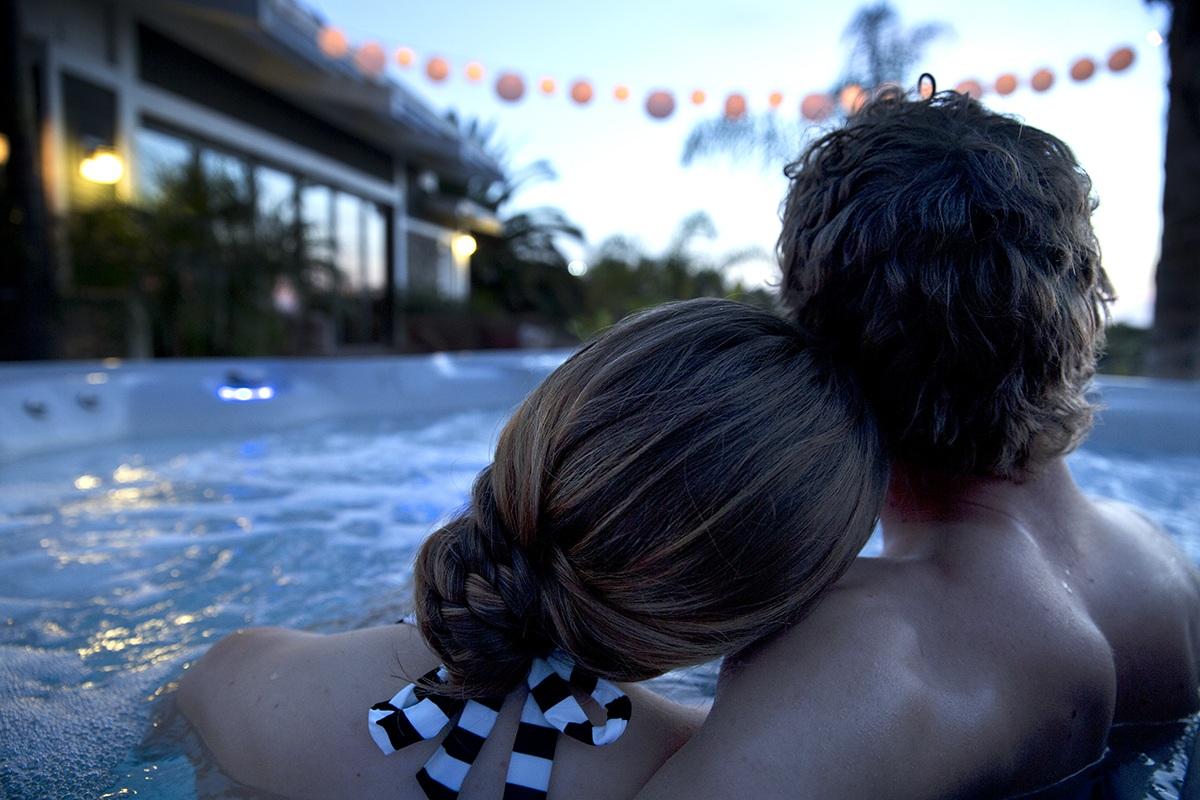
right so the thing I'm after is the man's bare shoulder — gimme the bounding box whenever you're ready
[639,566,1013,799]
[1083,497,1200,719]
[638,558,1113,800]
[1090,496,1198,578]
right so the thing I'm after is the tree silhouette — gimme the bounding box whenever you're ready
[0,0,56,359]
[1147,0,1200,378]
[682,2,947,167]
[446,113,586,324]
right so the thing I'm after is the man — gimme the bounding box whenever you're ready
[639,90,1200,798]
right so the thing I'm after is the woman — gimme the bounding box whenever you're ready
[177,298,887,799]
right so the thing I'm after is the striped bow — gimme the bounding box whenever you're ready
[368,652,631,800]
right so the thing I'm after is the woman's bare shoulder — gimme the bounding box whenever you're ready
[176,625,708,800]
[176,624,441,798]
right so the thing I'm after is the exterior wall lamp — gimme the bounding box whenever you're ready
[451,232,478,259]
[79,145,124,185]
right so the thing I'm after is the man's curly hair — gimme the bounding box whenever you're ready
[779,88,1114,479]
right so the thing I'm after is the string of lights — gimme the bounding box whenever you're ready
[313,24,1156,122]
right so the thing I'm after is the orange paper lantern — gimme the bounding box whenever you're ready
[354,42,386,76]
[800,93,834,121]
[1108,47,1135,72]
[495,72,525,102]
[1031,68,1054,92]
[839,84,867,113]
[395,47,415,67]
[1070,57,1096,81]
[995,73,1018,95]
[691,90,706,105]
[724,93,747,120]
[614,85,630,102]
[768,91,784,109]
[569,80,594,105]
[954,79,983,99]
[426,56,450,82]
[465,62,485,82]
[646,90,676,119]
[539,77,556,95]
[317,27,348,59]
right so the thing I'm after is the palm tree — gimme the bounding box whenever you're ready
[682,2,947,167]
[1147,0,1200,378]
[451,114,583,268]
[448,114,586,323]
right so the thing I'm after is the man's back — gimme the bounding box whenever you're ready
[638,460,1200,798]
[635,88,1200,798]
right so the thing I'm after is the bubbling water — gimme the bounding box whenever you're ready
[0,410,1197,799]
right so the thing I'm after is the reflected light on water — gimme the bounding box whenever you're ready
[113,464,152,483]
[74,474,101,490]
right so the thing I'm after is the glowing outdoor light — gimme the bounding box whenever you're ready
[426,56,450,82]
[1070,58,1096,82]
[801,93,833,121]
[570,80,594,105]
[691,90,706,106]
[1108,47,1136,72]
[1031,68,1055,92]
[539,77,557,95]
[645,90,675,119]
[354,42,386,76]
[496,72,525,102]
[452,233,478,259]
[724,93,747,120]
[0,133,8,166]
[613,85,630,102]
[317,27,348,58]
[568,260,588,277]
[995,73,1018,95]
[840,84,867,113]
[768,91,784,109]
[465,62,485,82]
[79,147,123,184]
[955,79,983,98]
[396,47,415,67]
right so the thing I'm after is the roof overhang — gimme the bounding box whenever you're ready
[125,0,503,185]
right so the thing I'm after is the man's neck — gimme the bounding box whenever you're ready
[880,458,1086,554]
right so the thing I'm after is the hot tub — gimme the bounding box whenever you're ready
[0,355,1197,799]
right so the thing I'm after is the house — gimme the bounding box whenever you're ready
[12,0,504,354]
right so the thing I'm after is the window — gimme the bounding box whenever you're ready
[406,230,443,298]
[299,183,334,272]
[364,203,387,294]
[335,192,364,293]
[135,127,193,200]
[256,165,296,226]
[331,192,391,345]
[126,121,396,350]
[201,148,252,204]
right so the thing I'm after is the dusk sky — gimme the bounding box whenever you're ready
[309,0,1170,324]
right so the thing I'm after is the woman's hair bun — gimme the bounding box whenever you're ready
[413,468,553,697]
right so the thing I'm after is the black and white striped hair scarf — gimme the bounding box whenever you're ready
[368,651,631,799]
